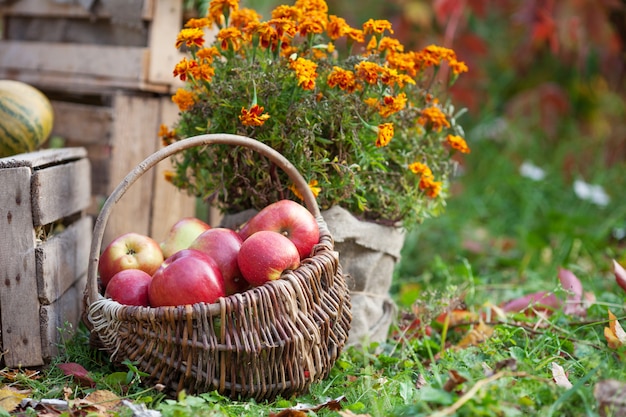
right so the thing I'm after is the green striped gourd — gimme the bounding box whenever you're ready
[0,80,54,158]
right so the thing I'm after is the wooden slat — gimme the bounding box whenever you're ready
[0,167,44,368]
[102,92,161,247]
[147,0,185,89]
[0,0,154,20]
[51,101,113,146]
[36,216,92,305]
[0,41,150,83]
[31,158,92,226]
[39,273,87,360]
[150,98,196,242]
[0,147,87,169]
[0,70,171,94]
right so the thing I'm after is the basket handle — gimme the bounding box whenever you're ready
[86,133,321,305]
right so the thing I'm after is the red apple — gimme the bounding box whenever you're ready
[238,200,319,259]
[160,217,211,259]
[98,232,164,289]
[188,228,250,295]
[104,269,152,307]
[237,230,300,287]
[149,249,225,307]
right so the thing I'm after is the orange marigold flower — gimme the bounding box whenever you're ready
[327,67,358,93]
[446,134,470,153]
[408,162,432,176]
[294,0,328,13]
[376,123,394,147]
[299,13,327,36]
[196,46,220,63]
[424,44,456,62]
[175,28,205,49]
[362,18,394,35]
[380,67,415,88]
[208,0,239,26]
[230,8,262,29]
[409,162,441,197]
[272,5,301,20]
[386,51,419,77]
[171,88,195,112]
[163,170,176,183]
[363,97,378,107]
[366,35,378,51]
[289,179,321,200]
[355,61,383,85]
[345,27,365,43]
[378,37,404,54]
[290,57,318,90]
[252,22,278,49]
[449,58,469,75]
[270,17,298,39]
[327,15,350,40]
[158,124,177,146]
[418,106,450,132]
[379,93,407,118]
[217,27,244,51]
[239,104,270,126]
[189,62,215,82]
[173,58,198,81]
[184,17,211,29]
[420,177,442,198]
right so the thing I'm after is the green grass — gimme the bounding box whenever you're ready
[3,126,626,416]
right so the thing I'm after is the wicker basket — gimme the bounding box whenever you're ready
[84,134,352,400]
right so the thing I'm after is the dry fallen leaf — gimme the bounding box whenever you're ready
[57,362,96,388]
[613,260,626,293]
[271,396,346,416]
[594,379,626,417]
[0,385,29,413]
[550,362,573,389]
[604,310,626,349]
[502,291,560,314]
[84,390,121,411]
[443,369,468,392]
[455,320,494,348]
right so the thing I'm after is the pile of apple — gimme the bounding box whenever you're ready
[99,200,320,307]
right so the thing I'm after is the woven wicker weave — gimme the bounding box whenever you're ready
[84,134,352,400]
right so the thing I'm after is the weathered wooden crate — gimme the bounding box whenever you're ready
[0,148,92,368]
[49,90,197,247]
[0,0,185,94]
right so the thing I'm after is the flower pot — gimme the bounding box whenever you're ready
[321,206,405,346]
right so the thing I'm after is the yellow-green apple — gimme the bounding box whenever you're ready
[149,249,225,307]
[238,200,319,259]
[104,269,152,307]
[237,230,300,287]
[98,232,164,289]
[188,228,249,295]
[160,217,211,259]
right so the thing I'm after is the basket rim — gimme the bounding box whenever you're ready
[85,133,325,307]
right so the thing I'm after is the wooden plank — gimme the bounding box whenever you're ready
[36,216,92,305]
[103,92,160,247]
[0,167,44,368]
[39,273,87,360]
[0,41,150,83]
[51,101,113,146]
[150,98,196,242]
[0,70,171,94]
[0,0,154,20]
[0,147,87,169]
[147,0,185,89]
[31,158,92,226]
